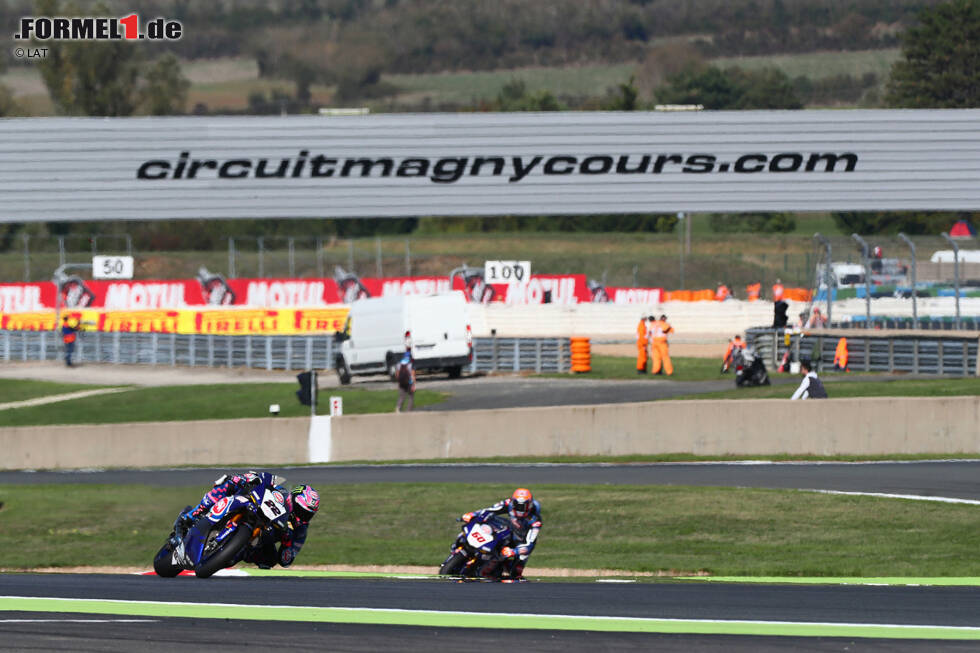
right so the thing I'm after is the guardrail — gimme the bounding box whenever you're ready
[746,327,979,376]
[0,330,571,375]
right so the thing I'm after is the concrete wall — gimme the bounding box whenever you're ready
[0,417,309,470]
[3,397,979,470]
[329,397,980,461]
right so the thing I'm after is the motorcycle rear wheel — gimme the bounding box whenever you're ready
[439,551,468,575]
[152,542,183,578]
[194,525,252,578]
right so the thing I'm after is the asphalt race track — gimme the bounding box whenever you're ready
[4,461,980,651]
[3,573,980,652]
[3,460,980,500]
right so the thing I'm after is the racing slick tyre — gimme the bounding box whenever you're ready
[153,543,183,578]
[439,551,468,576]
[194,525,252,579]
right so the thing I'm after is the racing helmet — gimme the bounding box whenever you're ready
[509,488,533,519]
[290,484,320,524]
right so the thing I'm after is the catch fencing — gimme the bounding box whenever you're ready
[746,327,979,376]
[0,330,571,375]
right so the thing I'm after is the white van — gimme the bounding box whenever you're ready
[334,291,473,384]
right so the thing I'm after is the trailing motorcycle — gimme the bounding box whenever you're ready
[439,514,516,580]
[153,472,291,578]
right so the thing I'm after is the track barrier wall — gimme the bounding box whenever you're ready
[2,397,978,470]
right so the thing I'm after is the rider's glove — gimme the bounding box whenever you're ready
[516,545,530,557]
[500,547,515,558]
[461,512,474,523]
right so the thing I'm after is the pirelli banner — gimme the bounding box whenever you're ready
[0,109,977,221]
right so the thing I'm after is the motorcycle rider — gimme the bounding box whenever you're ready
[461,488,542,580]
[176,471,320,568]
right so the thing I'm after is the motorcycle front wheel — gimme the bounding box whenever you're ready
[152,542,183,578]
[194,525,252,578]
[439,551,468,575]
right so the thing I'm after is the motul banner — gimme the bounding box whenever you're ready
[0,273,642,312]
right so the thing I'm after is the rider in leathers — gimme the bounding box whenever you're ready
[177,471,319,568]
[462,488,541,579]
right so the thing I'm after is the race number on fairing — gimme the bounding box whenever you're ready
[260,489,286,521]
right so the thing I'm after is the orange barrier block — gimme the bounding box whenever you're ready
[570,337,591,373]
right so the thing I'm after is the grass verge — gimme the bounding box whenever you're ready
[0,379,118,404]
[1,482,977,576]
[0,384,447,426]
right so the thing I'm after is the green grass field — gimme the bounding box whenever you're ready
[0,382,447,427]
[0,379,118,404]
[1,482,975,576]
[1,48,900,116]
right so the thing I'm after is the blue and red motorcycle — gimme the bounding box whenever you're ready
[439,513,516,580]
[153,472,291,578]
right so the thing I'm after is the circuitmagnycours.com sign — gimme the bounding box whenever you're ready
[135,149,858,182]
[0,109,976,222]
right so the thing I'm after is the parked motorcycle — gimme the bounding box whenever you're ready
[734,348,771,388]
[153,472,291,578]
[439,514,516,580]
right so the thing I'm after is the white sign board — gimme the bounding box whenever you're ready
[484,260,530,285]
[0,110,976,222]
[92,255,134,279]
[329,396,343,416]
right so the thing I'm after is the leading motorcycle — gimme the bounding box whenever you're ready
[153,472,291,578]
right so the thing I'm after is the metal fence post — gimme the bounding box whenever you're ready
[937,340,944,374]
[898,233,917,323]
[151,333,158,365]
[941,232,961,329]
[246,335,252,368]
[513,339,519,372]
[227,336,233,368]
[852,233,872,328]
[188,335,195,367]
[288,237,295,277]
[962,341,969,376]
[316,237,324,278]
[207,335,214,367]
[258,237,265,278]
[228,237,236,278]
[170,334,176,366]
[864,338,869,372]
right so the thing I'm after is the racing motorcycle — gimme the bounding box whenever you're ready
[153,472,290,578]
[439,514,516,580]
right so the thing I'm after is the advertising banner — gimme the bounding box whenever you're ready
[0,273,663,332]
[1,111,977,222]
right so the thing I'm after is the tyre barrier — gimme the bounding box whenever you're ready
[570,337,591,373]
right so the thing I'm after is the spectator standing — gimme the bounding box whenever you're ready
[715,282,731,301]
[772,279,785,303]
[636,315,651,374]
[651,314,674,376]
[60,315,79,367]
[721,334,745,373]
[395,349,416,412]
[746,283,761,301]
[790,358,828,400]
